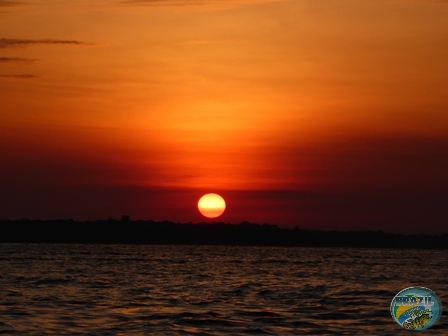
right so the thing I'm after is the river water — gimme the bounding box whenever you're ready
[1,244,447,335]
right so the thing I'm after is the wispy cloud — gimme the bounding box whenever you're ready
[0,39,92,80]
[0,56,36,63]
[0,74,37,78]
[124,0,448,10]
[0,38,93,49]
[396,0,448,3]
[0,0,23,16]
[179,39,251,45]
[0,0,21,7]
[124,0,284,7]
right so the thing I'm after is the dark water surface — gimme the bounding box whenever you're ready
[1,244,447,335]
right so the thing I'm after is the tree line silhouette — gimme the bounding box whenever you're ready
[0,218,447,249]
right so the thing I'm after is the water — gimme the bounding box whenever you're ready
[1,244,447,335]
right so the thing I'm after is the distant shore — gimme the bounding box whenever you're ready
[1,219,447,249]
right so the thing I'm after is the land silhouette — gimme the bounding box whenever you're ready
[1,218,447,249]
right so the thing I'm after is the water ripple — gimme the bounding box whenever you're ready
[0,244,447,335]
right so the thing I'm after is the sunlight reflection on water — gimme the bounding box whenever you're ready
[0,244,447,335]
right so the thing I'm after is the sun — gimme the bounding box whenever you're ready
[198,193,226,218]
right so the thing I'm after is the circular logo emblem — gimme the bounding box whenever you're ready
[391,286,442,330]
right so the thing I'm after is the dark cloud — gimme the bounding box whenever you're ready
[0,38,92,49]
[0,56,36,62]
[0,74,37,78]
[277,133,448,191]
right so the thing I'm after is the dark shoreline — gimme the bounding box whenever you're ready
[1,219,447,249]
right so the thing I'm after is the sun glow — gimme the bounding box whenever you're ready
[198,193,226,218]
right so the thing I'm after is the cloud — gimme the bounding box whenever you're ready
[180,39,250,44]
[0,74,37,78]
[0,39,91,79]
[396,0,448,3]
[126,0,203,5]
[0,0,23,15]
[124,0,284,7]
[0,56,36,63]
[0,0,21,7]
[0,38,93,49]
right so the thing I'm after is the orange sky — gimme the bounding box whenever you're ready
[1,0,448,233]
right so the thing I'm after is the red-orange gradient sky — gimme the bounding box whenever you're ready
[1,0,448,233]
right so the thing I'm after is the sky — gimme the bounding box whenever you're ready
[1,0,448,234]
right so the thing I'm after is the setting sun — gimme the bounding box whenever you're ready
[1,0,448,233]
[198,193,226,219]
